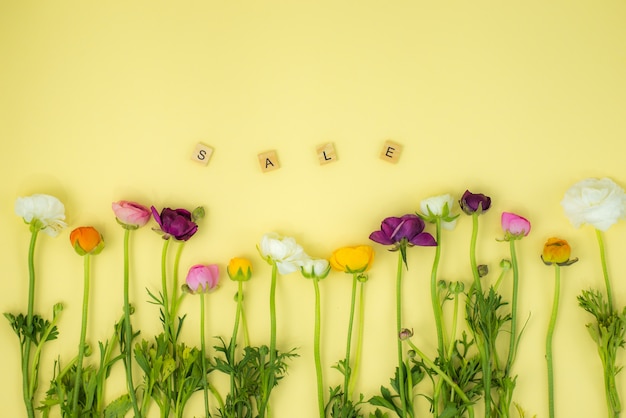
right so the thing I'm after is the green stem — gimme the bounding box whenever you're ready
[343,273,358,406]
[313,278,325,418]
[406,340,475,418]
[506,240,519,374]
[123,229,141,417]
[200,295,210,418]
[230,281,243,416]
[395,252,407,418]
[269,263,277,365]
[170,241,186,326]
[430,219,446,416]
[22,229,38,418]
[470,213,482,293]
[160,239,172,340]
[348,280,365,399]
[29,305,63,396]
[595,229,613,312]
[260,262,278,418]
[546,265,560,418]
[431,218,445,354]
[72,254,92,417]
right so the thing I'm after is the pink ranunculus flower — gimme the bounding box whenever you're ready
[501,212,531,241]
[112,201,151,229]
[185,264,220,294]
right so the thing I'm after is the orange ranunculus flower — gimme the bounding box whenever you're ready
[227,257,253,281]
[329,245,375,274]
[541,237,577,266]
[70,226,105,256]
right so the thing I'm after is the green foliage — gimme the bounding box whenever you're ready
[368,361,426,418]
[134,332,208,417]
[326,385,366,418]
[211,337,298,418]
[4,312,60,346]
[39,318,127,418]
[578,288,626,416]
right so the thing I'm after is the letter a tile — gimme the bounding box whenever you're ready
[380,140,403,164]
[258,150,280,173]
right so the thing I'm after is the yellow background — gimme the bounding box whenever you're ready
[2,1,626,417]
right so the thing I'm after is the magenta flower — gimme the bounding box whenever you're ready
[459,190,492,215]
[151,206,200,241]
[370,214,436,247]
[185,264,220,294]
[501,212,531,240]
[112,200,151,229]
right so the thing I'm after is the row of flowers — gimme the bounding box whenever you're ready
[5,177,626,418]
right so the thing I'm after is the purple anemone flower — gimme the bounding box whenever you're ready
[369,214,436,247]
[151,206,198,241]
[459,190,492,215]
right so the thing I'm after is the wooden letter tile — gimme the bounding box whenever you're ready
[316,142,337,165]
[380,140,403,164]
[191,142,213,166]
[258,150,280,172]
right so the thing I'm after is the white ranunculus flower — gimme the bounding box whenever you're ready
[561,177,626,231]
[301,257,330,279]
[259,232,309,275]
[15,194,67,237]
[420,193,458,230]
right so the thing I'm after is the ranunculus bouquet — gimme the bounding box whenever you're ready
[4,179,626,418]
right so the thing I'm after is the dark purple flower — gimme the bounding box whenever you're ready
[459,190,491,215]
[369,214,436,247]
[151,206,198,241]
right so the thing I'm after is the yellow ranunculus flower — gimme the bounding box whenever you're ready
[227,257,253,281]
[541,237,573,265]
[329,245,375,274]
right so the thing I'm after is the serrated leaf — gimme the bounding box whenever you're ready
[104,394,132,418]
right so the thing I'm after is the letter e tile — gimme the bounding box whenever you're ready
[258,150,280,173]
[316,142,337,165]
[380,140,403,164]
[191,143,214,166]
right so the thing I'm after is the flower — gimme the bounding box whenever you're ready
[369,214,436,247]
[301,258,331,280]
[329,245,375,274]
[419,194,459,230]
[541,237,578,266]
[501,212,531,240]
[151,206,202,241]
[112,201,151,229]
[14,194,67,237]
[561,177,626,231]
[258,232,309,275]
[70,226,105,255]
[184,264,220,294]
[459,190,491,215]
[227,257,253,281]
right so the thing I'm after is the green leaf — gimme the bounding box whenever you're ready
[104,394,132,418]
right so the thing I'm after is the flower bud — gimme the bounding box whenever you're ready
[70,227,105,256]
[501,212,531,241]
[399,328,414,340]
[227,257,253,282]
[541,238,578,266]
[112,200,151,230]
[499,259,512,270]
[459,190,491,215]
[477,264,489,278]
[185,264,220,294]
